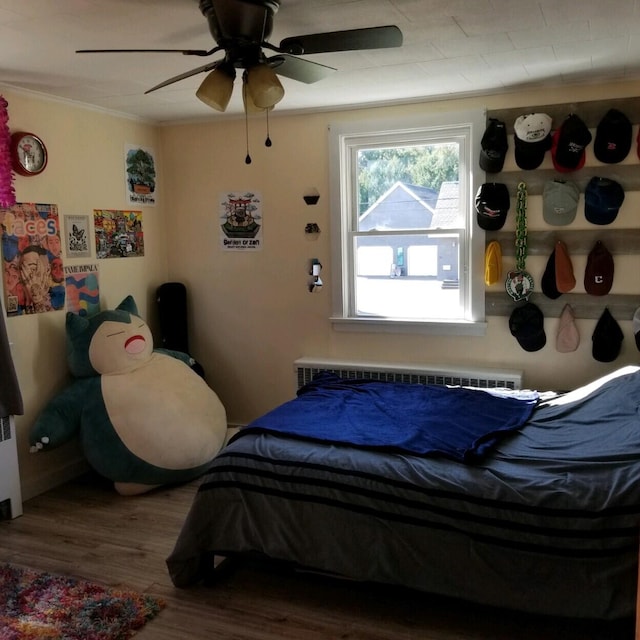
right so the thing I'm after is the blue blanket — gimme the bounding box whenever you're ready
[238,373,538,462]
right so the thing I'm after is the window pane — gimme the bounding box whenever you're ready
[354,234,461,320]
[357,143,460,231]
[356,246,393,276]
[407,245,437,276]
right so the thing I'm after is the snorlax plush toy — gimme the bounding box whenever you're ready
[30,295,227,495]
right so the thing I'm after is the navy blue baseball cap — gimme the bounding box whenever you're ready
[584,177,625,225]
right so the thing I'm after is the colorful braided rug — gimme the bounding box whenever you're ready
[0,563,164,639]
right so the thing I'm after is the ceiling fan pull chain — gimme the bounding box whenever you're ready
[265,109,272,147]
[243,83,252,165]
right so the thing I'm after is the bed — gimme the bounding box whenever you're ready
[167,365,640,621]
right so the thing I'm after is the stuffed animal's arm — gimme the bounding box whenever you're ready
[29,379,95,452]
[154,348,195,367]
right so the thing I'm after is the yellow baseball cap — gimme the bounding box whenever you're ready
[484,240,502,286]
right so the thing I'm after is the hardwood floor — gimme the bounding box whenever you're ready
[0,472,634,640]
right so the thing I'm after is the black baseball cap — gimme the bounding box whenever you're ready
[633,307,640,352]
[552,113,592,172]
[592,308,623,362]
[594,108,632,164]
[509,302,546,352]
[513,113,552,170]
[475,183,510,230]
[479,118,508,173]
[541,248,561,299]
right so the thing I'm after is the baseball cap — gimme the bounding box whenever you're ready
[584,240,614,296]
[509,302,546,352]
[484,240,502,285]
[554,240,575,293]
[475,183,510,230]
[479,118,508,173]
[592,308,623,362]
[556,304,579,353]
[542,180,579,226]
[541,248,561,299]
[584,176,625,225]
[551,114,592,172]
[633,307,640,351]
[594,108,632,164]
[513,113,552,170]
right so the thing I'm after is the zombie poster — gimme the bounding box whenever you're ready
[0,203,65,316]
[219,191,263,251]
[94,209,144,259]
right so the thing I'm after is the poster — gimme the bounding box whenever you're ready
[65,263,100,317]
[125,144,157,207]
[64,214,91,258]
[219,191,263,251]
[94,209,144,259]
[0,203,65,316]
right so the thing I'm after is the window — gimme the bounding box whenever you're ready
[329,109,487,336]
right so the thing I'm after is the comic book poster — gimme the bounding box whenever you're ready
[0,203,65,316]
[94,209,144,259]
[65,263,99,317]
[64,214,91,258]
[220,191,263,251]
[125,144,157,207]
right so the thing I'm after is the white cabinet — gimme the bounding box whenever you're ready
[0,415,23,519]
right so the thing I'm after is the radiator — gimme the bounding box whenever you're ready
[294,357,523,391]
[0,415,23,519]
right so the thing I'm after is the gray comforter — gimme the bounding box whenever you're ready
[167,366,640,619]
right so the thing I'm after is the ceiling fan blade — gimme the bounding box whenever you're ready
[269,54,336,84]
[278,25,402,55]
[76,48,221,57]
[144,60,224,94]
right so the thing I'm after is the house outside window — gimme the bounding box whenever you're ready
[329,110,487,336]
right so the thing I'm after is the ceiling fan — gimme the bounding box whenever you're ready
[76,0,403,113]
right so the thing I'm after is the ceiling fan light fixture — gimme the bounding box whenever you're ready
[242,75,274,114]
[247,63,284,109]
[196,66,236,111]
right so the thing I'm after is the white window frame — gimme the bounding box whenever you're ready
[328,109,488,336]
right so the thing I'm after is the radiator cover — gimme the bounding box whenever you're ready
[294,357,522,391]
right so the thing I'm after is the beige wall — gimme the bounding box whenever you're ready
[2,89,167,499]
[162,81,640,428]
[5,80,640,499]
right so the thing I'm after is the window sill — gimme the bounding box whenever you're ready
[330,317,487,337]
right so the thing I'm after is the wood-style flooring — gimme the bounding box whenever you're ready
[0,472,634,640]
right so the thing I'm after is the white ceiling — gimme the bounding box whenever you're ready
[1,0,640,124]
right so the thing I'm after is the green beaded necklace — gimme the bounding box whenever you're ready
[505,182,534,302]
